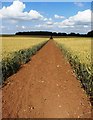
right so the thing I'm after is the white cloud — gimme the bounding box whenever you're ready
[84,25,88,28]
[16,25,19,28]
[56,9,91,28]
[0,25,5,29]
[54,14,65,19]
[0,0,44,21]
[16,25,27,29]
[72,9,91,23]
[43,17,52,22]
[22,25,25,29]
[27,9,91,34]
[74,2,84,7]
[46,21,53,25]
[43,18,48,21]
[0,1,91,34]
[49,18,52,21]
[35,23,53,29]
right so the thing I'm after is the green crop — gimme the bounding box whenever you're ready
[1,36,48,84]
[55,37,93,97]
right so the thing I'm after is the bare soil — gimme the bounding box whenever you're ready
[2,40,92,118]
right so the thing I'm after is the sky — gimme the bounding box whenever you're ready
[0,0,92,34]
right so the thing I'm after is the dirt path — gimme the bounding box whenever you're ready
[2,40,92,118]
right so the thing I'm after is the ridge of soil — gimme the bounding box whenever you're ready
[2,40,92,118]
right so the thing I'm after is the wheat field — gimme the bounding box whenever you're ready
[2,36,48,59]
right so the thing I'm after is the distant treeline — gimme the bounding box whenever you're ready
[15,30,93,37]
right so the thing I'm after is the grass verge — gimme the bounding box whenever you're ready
[1,41,48,84]
[56,43,93,99]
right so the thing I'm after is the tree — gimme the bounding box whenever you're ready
[87,30,93,37]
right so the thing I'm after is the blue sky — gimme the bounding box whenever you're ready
[0,0,92,34]
[1,0,92,2]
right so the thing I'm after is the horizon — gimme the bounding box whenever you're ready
[0,30,92,35]
[0,0,92,34]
